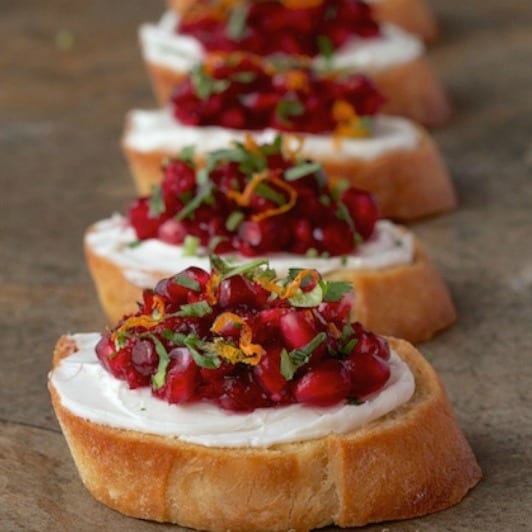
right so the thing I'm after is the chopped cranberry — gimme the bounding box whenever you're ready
[253,346,290,402]
[292,359,350,406]
[218,274,270,309]
[131,339,158,376]
[341,188,379,239]
[157,218,188,245]
[100,265,394,412]
[343,351,391,398]
[154,348,200,404]
[128,197,166,240]
[279,310,318,350]
[217,372,271,412]
[179,0,380,58]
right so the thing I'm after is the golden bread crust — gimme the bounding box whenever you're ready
[165,0,439,43]
[84,229,456,343]
[371,0,439,42]
[49,337,481,531]
[122,125,455,221]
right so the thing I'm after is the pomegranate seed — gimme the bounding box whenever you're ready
[341,188,379,240]
[293,360,350,406]
[157,218,187,244]
[253,346,289,401]
[217,372,270,412]
[343,352,391,398]
[155,348,199,404]
[131,339,158,376]
[279,310,318,350]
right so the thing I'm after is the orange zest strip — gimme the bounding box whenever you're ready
[211,312,265,365]
[284,70,310,92]
[332,100,371,139]
[284,269,321,298]
[205,272,221,305]
[254,269,321,300]
[113,295,166,339]
[251,175,297,221]
[227,170,270,206]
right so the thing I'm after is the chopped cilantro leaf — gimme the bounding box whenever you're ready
[276,98,304,125]
[148,185,165,217]
[321,280,353,302]
[173,274,200,291]
[280,332,327,380]
[176,300,212,318]
[150,336,171,389]
[284,162,322,181]
[226,3,248,40]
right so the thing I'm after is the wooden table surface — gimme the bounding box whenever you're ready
[1,1,531,530]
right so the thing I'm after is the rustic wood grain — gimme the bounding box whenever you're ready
[1,0,531,529]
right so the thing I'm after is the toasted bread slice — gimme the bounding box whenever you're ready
[122,113,455,221]
[49,335,480,531]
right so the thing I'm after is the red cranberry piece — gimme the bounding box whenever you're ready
[217,373,270,412]
[253,346,289,402]
[279,310,318,350]
[320,220,354,255]
[343,351,391,398]
[218,275,269,308]
[340,188,379,240]
[238,218,290,254]
[131,339,158,376]
[128,197,165,240]
[157,218,188,245]
[318,290,355,323]
[96,335,148,388]
[292,360,350,406]
[354,330,391,361]
[154,348,199,404]
[162,160,196,209]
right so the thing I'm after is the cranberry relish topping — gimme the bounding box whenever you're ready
[178,0,380,57]
[172,55,385,133]
[128,136,379,257]
[96,258,391,412]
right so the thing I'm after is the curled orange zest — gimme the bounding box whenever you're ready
[227,170,270,206]
[113,295,166,338]
[332,100,371,139]
[284,70,310,92]
[254,269,321,300]
[251,175,297,221]
[284,269,321,299]
[211,312,265,365]
[205,272,221,305]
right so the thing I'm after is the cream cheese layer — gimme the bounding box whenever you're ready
[50,333,415,448]
[85,216,415,288]
[140,11,423,73]
[124,109,420,160]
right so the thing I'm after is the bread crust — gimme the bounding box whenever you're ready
[123,126,455,221]
[143,55,451,127]
[165,0,439,43]
[84,229,456,343]
[49,336,481,531]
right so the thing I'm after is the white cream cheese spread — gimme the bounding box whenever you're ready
[85,217,415,288]
[123,108,420,161]
[50,333,415,448]
[140,11,423,73]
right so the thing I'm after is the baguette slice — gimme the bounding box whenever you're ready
[140,13,450,126]
[49,335,481,531]
[165,0,439,43]
[122,112,455,221]
[84,221,457,343]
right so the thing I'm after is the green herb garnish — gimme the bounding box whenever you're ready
[225,210,245,232]
[150,335,171,389]
[148,185,165,217]
[284,162,322,181]
[280,332,327,380]
[191,65,230,100]
[176,300,212,318]
[226,2,248,40]
[182,235,200,257]
[173,273,200,291]
[275,98,304,126]
[321,280,352,302]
